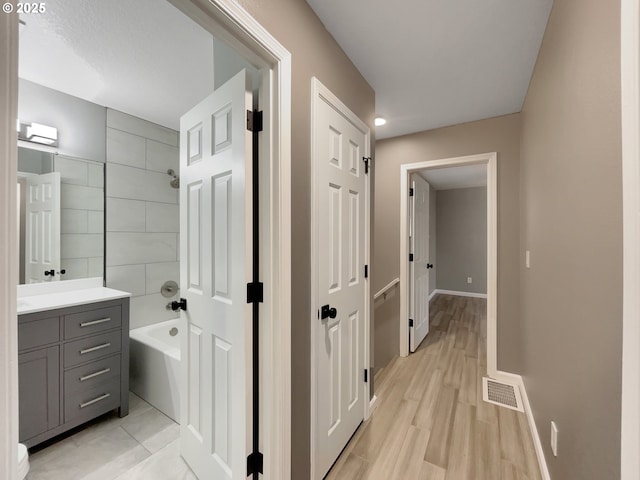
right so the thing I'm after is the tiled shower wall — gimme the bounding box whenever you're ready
[105,109,180,330]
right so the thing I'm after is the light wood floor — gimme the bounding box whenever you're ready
[326,294,542,480]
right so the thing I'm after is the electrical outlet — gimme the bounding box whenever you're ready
[526,250,531,269]
[467,277,472,284]
[551,421,558,456]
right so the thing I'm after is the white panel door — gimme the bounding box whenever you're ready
[25,172,61,283]
[410,174,430,352]
[179,70,252,480]
[315,97,367,479]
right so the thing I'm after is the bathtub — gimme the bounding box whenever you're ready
[129,319,181,422]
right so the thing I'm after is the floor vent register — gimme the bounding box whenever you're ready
[482,377,524,412]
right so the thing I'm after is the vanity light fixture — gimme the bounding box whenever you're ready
[19,122,59,146]
[375,117,387,126]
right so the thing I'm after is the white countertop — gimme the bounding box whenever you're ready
[18,278,131,315]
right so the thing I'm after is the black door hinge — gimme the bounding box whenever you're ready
[247,451,264,476]
[364,265,369,278]
[409,318,414,327]
[364,369,368,383]
[247,282,264,303]
[247,110,263,132]
[362,156,371,174]
[409,253,414,262]
[409,188,414,196]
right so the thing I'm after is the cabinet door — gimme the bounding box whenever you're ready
[19,346,60,442]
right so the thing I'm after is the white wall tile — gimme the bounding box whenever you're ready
[145,262,180,295]
[107,128,146,169]
[61,234,104,259]
[88,163,105,188]
[88,211,104,234]
[107,198,146,232]
[146,140,179,174]
[129,293,179,330]
[107,232,177,266]
[107,163,177,204]
[56,156,88,186]
[61,209,88,234]
[107,109,178,147]
[87,257,104,278]
[61,184,104,211]
[146,202,179,233]
[60,258,88,280]
[106,264,146,297]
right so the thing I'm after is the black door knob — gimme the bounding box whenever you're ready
[44,269,55,277]
[426,263,434,269]
[171,298,188,311]
[320,304,338,319]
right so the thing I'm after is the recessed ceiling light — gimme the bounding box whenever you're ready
[375,117,387,126]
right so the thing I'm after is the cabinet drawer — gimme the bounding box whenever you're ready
[64,305,121,340]
[65,376,120,424]
[18,316,60,351]
[64,330,122,368]
[64,355,121,397]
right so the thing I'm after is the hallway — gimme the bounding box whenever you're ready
[326,295,542,480]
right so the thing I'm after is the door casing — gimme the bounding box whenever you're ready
[0,1,292,478]
[309,77,373,480]
[399,153,497,378]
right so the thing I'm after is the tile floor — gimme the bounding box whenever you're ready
[27,393,195,480]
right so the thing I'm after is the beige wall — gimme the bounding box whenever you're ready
[235,1,375,477]
[518,0,622,478]
[374,114,521,370]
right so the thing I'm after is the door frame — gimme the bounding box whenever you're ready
[621,0,640,477]
[399,153,498,375]
[309,77,372,480]
[0,1,292,479]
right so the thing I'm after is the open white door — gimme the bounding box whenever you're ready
[25,172,61,283]
[409,174,430,352]
[179,70,252,480]
[314,91,368,479]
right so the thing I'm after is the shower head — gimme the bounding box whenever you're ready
[167,169,180,189]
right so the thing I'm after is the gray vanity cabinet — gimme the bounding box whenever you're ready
[18,297,130,448]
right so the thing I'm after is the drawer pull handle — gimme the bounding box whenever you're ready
[80,393,111,409]
[80,317,111,328]
[80,342,111,355]
[79,368,111,382]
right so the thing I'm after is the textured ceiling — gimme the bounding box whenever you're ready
[307,0,553,139]
[19,0,214,130]
[420,164,486,190]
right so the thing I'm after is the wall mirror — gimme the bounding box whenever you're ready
[18,146,105,284]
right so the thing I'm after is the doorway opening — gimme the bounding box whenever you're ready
[1,1,292,478]
[399,153,498,376]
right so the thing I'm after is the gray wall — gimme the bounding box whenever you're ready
[435,187,487,294]
[374,114,521,372]
[235,1,375,476]
[518,0,622,478]
[104,109,180,330]
[429,184,437,295]
[18,79,106,163]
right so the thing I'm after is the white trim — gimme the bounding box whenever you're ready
[310,77,371,480]
[0,11,19,480]
[374,277,400,300]
[399,153,498,379]
[4,2,293,479]
[621,0,640,478]
[430,289,487,299]
[491,372,551,480]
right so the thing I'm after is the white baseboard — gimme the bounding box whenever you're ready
[431,289,487,299]
[367,394,378,419]
[493,370,551,480]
